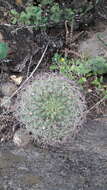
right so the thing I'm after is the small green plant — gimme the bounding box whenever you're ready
[10,6,43,25]
[86,56,107,75]
[50,3,62,23]
[91,76,103,88]
[10,3,75,28]
[0,42,8,59]
[50,53,107,83]
[50,53,75,79]
[16,73,86,147]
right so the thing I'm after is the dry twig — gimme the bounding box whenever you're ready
[65,21,69,47]
[62,49,82,58]
[27,48,40,77]
[70,20,74,47]
[86,96,106,114]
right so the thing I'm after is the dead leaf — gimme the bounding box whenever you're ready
[87,89,92,93]
[10,75,23,85]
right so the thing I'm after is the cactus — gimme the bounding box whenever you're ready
[16,73,86,146]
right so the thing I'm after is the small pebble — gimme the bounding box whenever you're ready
[13,128,32,147]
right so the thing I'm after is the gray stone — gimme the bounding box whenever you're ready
[13,128,32,147]
[79,28,107,57]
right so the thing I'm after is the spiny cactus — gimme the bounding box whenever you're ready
[16,73,86,147]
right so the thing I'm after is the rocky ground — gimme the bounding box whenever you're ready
[0,120,107,189]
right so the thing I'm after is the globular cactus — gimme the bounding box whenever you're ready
[16,73,86,147]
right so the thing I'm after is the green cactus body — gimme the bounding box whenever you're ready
[16,73,86,146]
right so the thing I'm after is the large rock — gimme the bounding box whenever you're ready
[79,28,107,57]
[0,120,107,189]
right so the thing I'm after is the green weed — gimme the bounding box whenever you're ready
[50,53,107,89]
[10,3,75,28]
